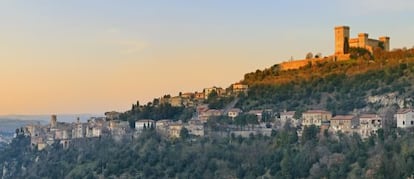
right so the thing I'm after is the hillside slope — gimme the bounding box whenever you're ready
[237,48,414,115]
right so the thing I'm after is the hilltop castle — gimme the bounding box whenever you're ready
[280,26,390,70]
[335,26,390,55]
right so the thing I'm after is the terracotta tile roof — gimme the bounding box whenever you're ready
[359,114,379,119]
[332,115,355,120]
[228,108,242,113]
[397,109,413,114]
[303,110,331,114]
[281,111,296,116]
[248,110,263,114]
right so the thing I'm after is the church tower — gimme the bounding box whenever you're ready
[50,115,57,129]
[334,26,350,55]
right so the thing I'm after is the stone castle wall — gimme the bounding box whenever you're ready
[279,26,389,71]
[280,57,334,70]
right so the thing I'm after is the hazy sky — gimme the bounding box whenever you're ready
[1,1,413,115]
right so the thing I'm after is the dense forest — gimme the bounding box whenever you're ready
[119,101,194,128]
[1,124,414,178]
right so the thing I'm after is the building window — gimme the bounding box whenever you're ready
[411,121,414,125]
[403,121,405,125]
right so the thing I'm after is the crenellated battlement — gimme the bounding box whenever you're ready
[280,26,390,70]
[335,26,390,54]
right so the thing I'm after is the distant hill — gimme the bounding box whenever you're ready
[0,118,45,132]
[0,114,101,132]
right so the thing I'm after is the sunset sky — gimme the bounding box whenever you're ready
[1,1,414,115]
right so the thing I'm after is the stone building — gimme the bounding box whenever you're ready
[280,111,297,127]
[203,86,226,99]
[186,120,204,137]
[194,92,205,100]
[359,114,382,139]
[228,108,242,119]
[169,123,183,139]
[170,96,184,107]
[302,110,332,126]
[280,111,296,121]
[156,119,173,136]
[72,118,86,139]
[396,109,414,128]
[280,26,390,70]
[181,92,194,99]
[330,115,358,134]
[248,110,264,122]
[109,120,130,137]
[135,119,155,131]
[50,115,57,129]
[105,111,121,120]
[335,26,390,55]
[232,83,248,94]
[199,109,223,123]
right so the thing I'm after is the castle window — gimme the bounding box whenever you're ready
[403,121,405,125]
[411,121,413,125]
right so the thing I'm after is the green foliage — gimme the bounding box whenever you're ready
[238,61,414,114]
[179,127,189,139]
[349,47,373,60]
[234,114,257,130]
[207,96,235,110]
[301,125,319,143]
[121,101,186,122]
[207,115,232,131]
[3,125,414,178]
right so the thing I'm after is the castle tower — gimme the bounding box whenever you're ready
[50,115,57,129]
[379,36,390,51]
[358,33,368,49]
[334,26,350,55]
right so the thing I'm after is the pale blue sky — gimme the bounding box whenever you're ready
[0,1,413,114]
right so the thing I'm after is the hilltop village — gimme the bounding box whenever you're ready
[18,26,414,151]
[21,95,414,151]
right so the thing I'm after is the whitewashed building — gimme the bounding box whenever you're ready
[135,119,155,131]
[396,109,414,128]
[228,108,242,119]
[280,111,297,127]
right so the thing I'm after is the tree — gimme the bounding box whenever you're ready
[280,149,293,178]
[262,111,272,123]
[306,52,314,59]
[234,115,247,130]
[301,125,318,143]
[245,114,259,129]
[207,90,218,100]
[180,127,189,139]
[349,47,372,60]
